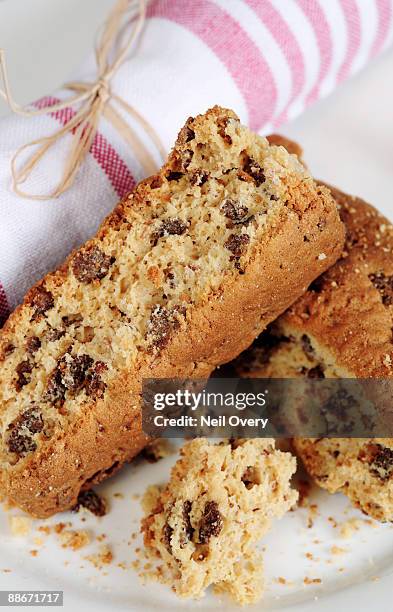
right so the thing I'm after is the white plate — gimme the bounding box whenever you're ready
[1,444,393,612]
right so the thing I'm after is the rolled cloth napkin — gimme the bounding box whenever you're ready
[1,0,392,324]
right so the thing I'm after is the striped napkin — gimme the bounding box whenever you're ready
[1,0,392,325]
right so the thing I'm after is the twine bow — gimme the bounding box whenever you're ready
[0,0,166,201]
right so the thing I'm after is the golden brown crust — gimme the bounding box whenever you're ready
[273,186,393,378]
[0,112,344,517]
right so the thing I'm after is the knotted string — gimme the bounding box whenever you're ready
[0,0,166,201]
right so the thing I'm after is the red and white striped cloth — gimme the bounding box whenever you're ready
[1,0,393,324]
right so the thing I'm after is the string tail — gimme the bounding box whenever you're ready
[1,0,165,201]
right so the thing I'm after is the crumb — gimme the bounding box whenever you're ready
[113,493,124,499]
[59,530,90,551]
[307,504,319,528]
[32,537,43,546]
[339,518,362,539]
[330,546,348,555]
[54,522,70,534]
[304,577,322,585]
[328,516,338,529]
[117,562,128,570]
[140,485,161,515]
[96,533,107,542]
[38,525,51,535]
[86,545,113,568]
[30,550,38,557]
[9,516,32,537]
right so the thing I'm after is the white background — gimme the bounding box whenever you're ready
[1,0,393,217]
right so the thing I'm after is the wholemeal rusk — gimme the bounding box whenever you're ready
[231,159,393,521]
[0,107,344,518]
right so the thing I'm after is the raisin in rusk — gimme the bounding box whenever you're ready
[231,140,393,521]
[0,107,344,517]
[142,439,297,604]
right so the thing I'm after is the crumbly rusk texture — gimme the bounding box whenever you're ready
[0,108,344,518]
[141,439,298,604]
[232,169,393,521]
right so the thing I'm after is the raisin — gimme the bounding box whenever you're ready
[243,155,265,186]
[45,367,66,404]
[241,466,260,489]
[151,219,187,246]
[181,149,194,170]
[220,199,249,225]
[309,276,325,293]
[369,272,393,306]
[73,489,107,516]
[190,170,209,186]
[62,313,83,327]
[301,335,314,359]
[46,327,65,342]
[178,123,195,145]
[146,306,181,350]
[184,127,195,142]
[198,501,223,543]
[85,361,107,398]
[72,246,114,284]
[14,360,33,391]
[166,171,184,181]
[7,407,44,456]
[182,500,194,544]
[44,353,95,404]
[62,354,94,392]
[26,336,41,355]
[224,233,250,259]
[164,268,176,289]
[3,343,15,357]
[306,365,325,379]
[140,446,161,463]
[359,443,393,480]
[29,286,54,319]
[163,522,173,553]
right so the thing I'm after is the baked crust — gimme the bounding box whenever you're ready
[0,111,344,517]
[273,186,393,378]
[229,142,393,521]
